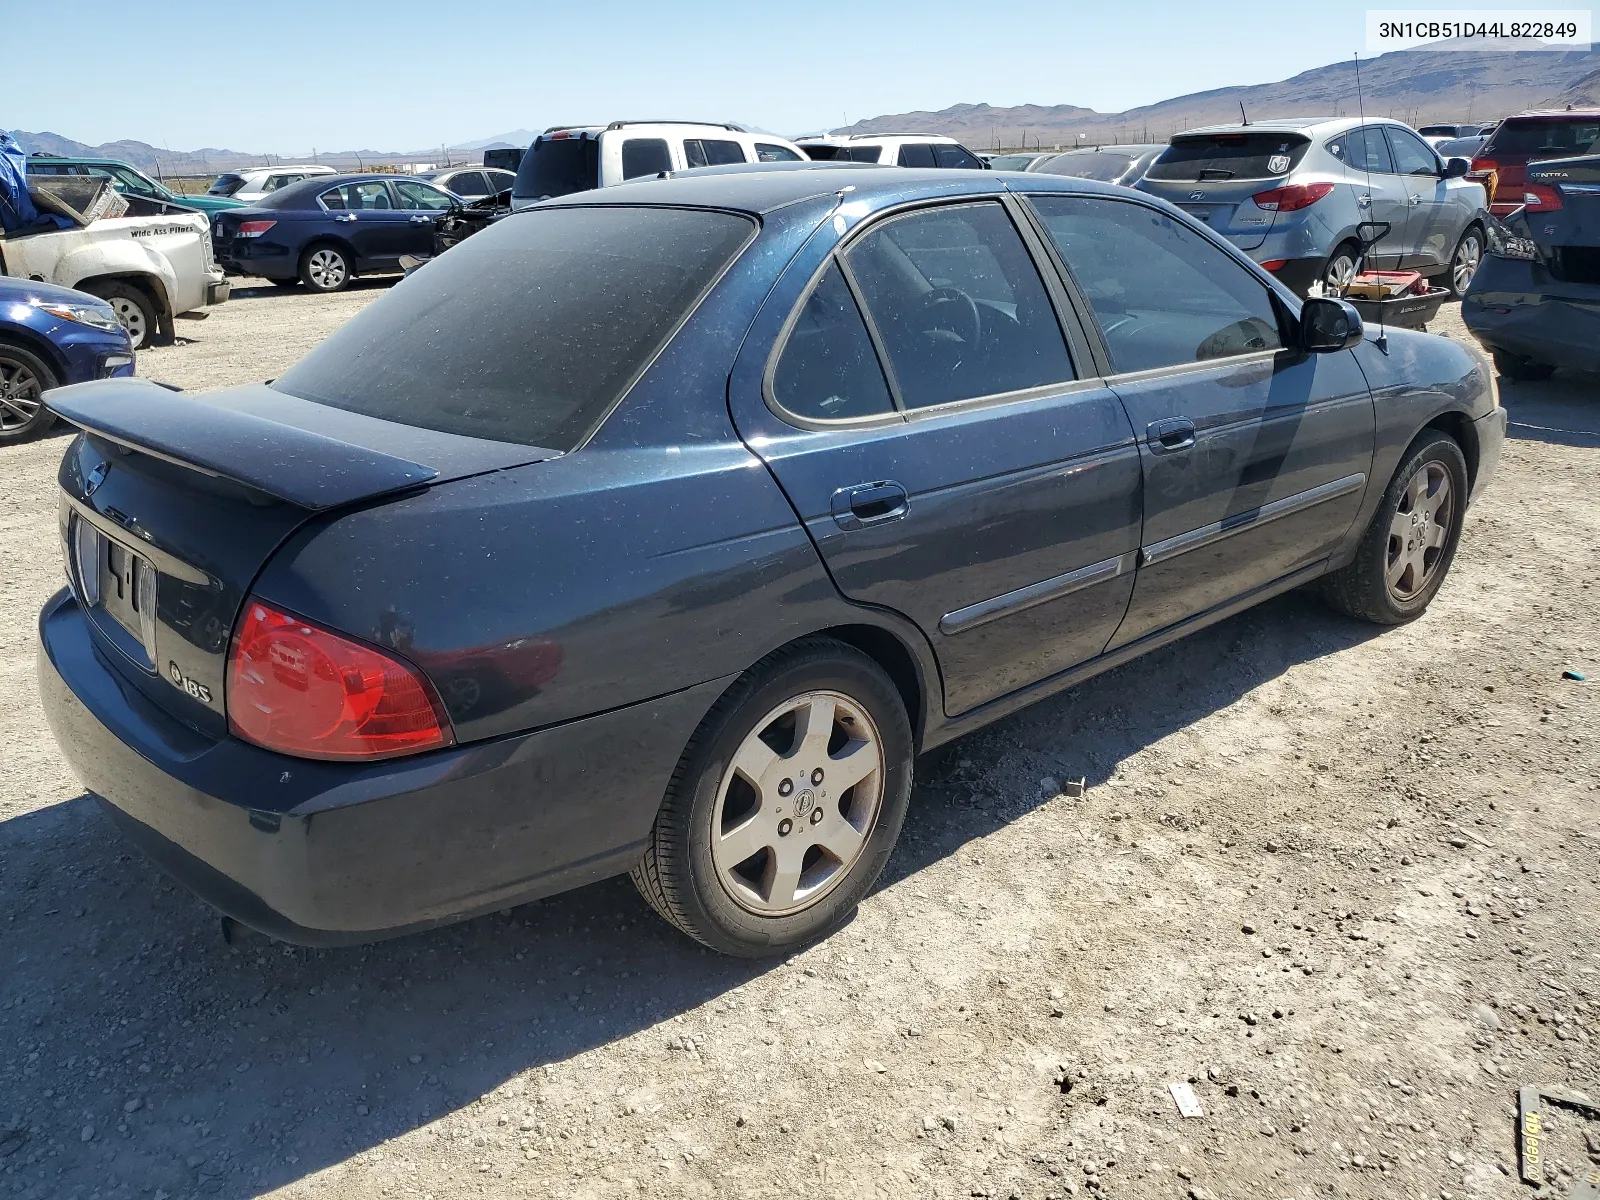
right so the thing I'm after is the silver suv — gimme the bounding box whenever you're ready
[1135,117,1489,298]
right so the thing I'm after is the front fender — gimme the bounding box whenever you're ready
[52,242,177,316]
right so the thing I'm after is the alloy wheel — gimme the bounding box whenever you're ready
[105,296,149,348]
[1452,232,1482,295]
[0,356,44,434]
[1324,250,1358,295]
[1386,462,1454,601]
[308,249,348,290]
[710,690,885,917]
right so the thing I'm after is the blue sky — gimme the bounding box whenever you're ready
[4,0,1583,152]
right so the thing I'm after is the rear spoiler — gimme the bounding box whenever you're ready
[47,379,438,511]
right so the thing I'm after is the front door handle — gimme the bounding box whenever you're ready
[1408,194,1425,205]
[1147,417,1196,453]
[830,481,908,530]
[409,215,434,224]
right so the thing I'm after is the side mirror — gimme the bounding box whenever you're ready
[1444,157,1471,179]
[1300,297,1364,352]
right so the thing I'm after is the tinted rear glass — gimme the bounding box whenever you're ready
[209,174,245,196]
[1035,151,1134,181]
[1487,117,1600,158]
[1145,133,1312,182]
[272,207,755,450]
[513,137,600,200]
[621,138,671,180]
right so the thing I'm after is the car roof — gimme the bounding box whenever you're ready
[542,164,1133,216]
[1175,116,1373,136]
[1049,143,1164,155]
[798,133,961,146]
[1502,108,1600,119]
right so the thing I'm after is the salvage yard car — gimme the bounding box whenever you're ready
[1463,151,1600,380]
[206,165,336,203]
[1136,117,1488,299]
[1469,109,1600,216]
[1030,144,1165,187]
[212,173,457,291]
[0,276,134,441]
[797,133,987,169]
[26,155,246,217]
[510,123,807,210]
[38,167,1504,958]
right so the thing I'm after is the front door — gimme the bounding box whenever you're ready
[731,198,1143,717]
[1024,193,1375,648]
[1385,126,1451,269]
[390,179,457,256]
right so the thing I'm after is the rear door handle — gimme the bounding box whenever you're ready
[333,213,357,222]
[1408,194,1425,205]
[409,215,434,224]
[1146,417,1196,453]
[830,481,908,530]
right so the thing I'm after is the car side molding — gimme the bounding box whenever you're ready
[938,551,1137,635]
[1140,473,1366,568]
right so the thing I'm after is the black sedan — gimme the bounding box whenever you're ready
[212,173,457,292]
[1464,152,1600,379]
[40,168,1505,958]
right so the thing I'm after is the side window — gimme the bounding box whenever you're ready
[772,263,895,421]
[1029,195,1282,375]
[393,180,455,210]
[897,143,937,168]
[485,170,515,192]
[1387,129,1440,176]
[684,139,746,168]
[933,144,984,170]
[842,146,883,163]
[755,142,803,162]
[621,138,672,179]
[447,171,489,196]
[321,181,391,210]
[846,202,1074,408]
[1345,127,1397,174]
[263,175,291,192]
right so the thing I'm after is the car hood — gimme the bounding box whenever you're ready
[0,276,118,310]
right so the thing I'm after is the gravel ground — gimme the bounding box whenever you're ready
[1,285,1597,1200]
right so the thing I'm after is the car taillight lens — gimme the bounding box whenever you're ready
[1251,182,1334,212]
[1259,259,1288,271]
[1520,184,1563,212]
[235,220,277,238]
[227,599,451,760]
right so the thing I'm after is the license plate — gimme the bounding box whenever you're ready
[100,539,150,643]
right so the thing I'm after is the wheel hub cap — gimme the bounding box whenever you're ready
[710,691,885,917]
[1385,462,1453,601]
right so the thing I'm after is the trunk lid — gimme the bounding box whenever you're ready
[1138,131,1312,251]
[50,378,554,734]
[1526,155,1600,284]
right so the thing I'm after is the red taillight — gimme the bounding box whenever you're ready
[1468,156,1498,176]
[1259,259,1288,271]
[1251,181,1334,212]
[235,220,277,238]
[1521,184,1563,212]
[227,600,451,761]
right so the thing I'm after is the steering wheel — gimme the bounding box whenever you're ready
[918,286,982,349]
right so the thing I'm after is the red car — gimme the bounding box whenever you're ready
[1470,109,1600,216]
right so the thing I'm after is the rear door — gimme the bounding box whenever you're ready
[730,198,1143,716]
[1137,131,1312,251]
[1329,127,1407,269]
[1025,192,1374,646]
[319,181,410,265]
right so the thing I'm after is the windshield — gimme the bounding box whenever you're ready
[1035,151,1136,182]
[208,174,245,196]
[1145,133,1312,182]
[512,137,600,200]
[1487,117,1600,158]
[273,206,756,450]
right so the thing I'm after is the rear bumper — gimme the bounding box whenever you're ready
[1265,257,1324,297]
[38,589,728,945]
[1463,256,1600,372]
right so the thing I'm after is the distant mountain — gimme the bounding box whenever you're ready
[843,45,1600,149]
[455,129,540,151]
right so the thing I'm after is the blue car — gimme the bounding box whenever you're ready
[211,173,457,292]
[0,277,133,442]
[40,167,1504,957]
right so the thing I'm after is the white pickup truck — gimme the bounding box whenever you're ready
[0,209,230,349]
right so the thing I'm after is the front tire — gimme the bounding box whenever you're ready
[0,340,59,442]
[1321,432,1469,624]
[299,243,352,293]
[1491,350,1556,382]
[1447,223,1484,299]
[631,638,913,957]
[81,281,159,350]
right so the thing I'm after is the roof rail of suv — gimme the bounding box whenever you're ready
[603,120,745,132]
[846,132,942,140]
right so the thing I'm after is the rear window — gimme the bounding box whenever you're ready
[272,206,756,451]
[1145,133,1312,182]
[755,143,802,162]
[801,144,881,163]
[1035,151,1134,181]
[513,136,600,200]
[1417,125,1459,137]
[208,174,245,196]
[1486,117,1600,158]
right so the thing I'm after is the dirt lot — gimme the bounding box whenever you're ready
[2,282,1597,1200]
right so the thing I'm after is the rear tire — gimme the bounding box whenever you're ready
[1320,239,1362,296]
[631,638,913,958]
[1321,432,1469,625]
[1447,223,1484,299]
[299,243,352,293]
[0,340,59,442]
[80,280,159,350]
[1491,350,1556,382]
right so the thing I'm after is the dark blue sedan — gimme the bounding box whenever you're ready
[0,277,133,442]
[39,168,1504,957]
[212,173,457,292]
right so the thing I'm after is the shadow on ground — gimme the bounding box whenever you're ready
[1500,371,1600,448]
[0,589,1378,1199]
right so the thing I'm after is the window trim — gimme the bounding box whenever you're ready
[761,195,1096,431]
[1016,190,1299,383]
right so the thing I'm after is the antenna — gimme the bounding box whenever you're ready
[1239,101,1249,126]
[1352,52,1388,350]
